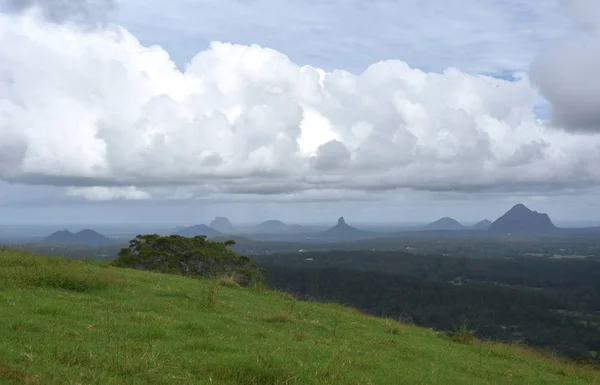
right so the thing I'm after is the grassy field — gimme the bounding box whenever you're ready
[0,250,599,384]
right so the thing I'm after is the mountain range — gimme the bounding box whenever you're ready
[417,203,558,234]
[39,203,569,245]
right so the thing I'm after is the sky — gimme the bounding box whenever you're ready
[0,0,600,226]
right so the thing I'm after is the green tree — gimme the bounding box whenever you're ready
[110,234,263,285]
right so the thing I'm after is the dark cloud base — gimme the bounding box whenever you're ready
[0,0,115,23]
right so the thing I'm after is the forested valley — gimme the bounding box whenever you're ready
[255,251,600,363]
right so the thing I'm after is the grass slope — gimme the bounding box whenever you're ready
[0,250,598,385]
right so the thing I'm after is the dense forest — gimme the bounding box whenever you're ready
[255,251,600,363]
[225,232,600,258]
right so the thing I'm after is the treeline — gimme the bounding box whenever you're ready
[232,232,600,258]
[254,250,600,291]
[256,251,600,362]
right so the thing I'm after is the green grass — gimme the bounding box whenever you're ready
[0,250,598,384]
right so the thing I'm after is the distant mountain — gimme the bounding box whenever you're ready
[44,229,113,246]
[472,219,492,231]
[251,220,312,234]
[209,217,237,234]
[44,230,73,243]
[488,204,558,234]
[319,217,372,239]
[172,226,188,233]
[422,217,466,231]
[176,225,222,238]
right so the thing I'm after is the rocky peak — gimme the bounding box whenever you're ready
[489,204,557,234]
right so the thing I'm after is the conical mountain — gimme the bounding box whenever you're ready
[44,230,74,243]
[176,224,222,238]
[319,217,371,239]
[472,219,492,230]
[489,204,557,234]
[76,229,113,245]
[422,217,466,231]
[209,217,237,234]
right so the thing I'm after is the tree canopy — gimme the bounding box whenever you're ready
[110,234,263,285]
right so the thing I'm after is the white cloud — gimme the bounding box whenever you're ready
[66,186,150,201]
[0,7,599,202]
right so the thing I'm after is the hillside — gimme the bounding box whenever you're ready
[0,250,597,384]
[489,204,558,234]
[422,217,466,231]
[43,229,113,246]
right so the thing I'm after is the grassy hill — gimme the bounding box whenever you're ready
[0,250,598,384]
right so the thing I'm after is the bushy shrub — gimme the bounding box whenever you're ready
[450,320,476,345]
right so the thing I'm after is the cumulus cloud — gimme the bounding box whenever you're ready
[310,140,351,171]
[1,10,600,201]
[530,0,600,132]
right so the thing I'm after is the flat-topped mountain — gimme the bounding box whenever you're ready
[209,217,237,234]
[489,204,558,234]
[43,229,113,246]
[422,217,466,231]
[319,217,372,239]
[252,220,311,234]
[472,219,492,230]
[176,225,222,238]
